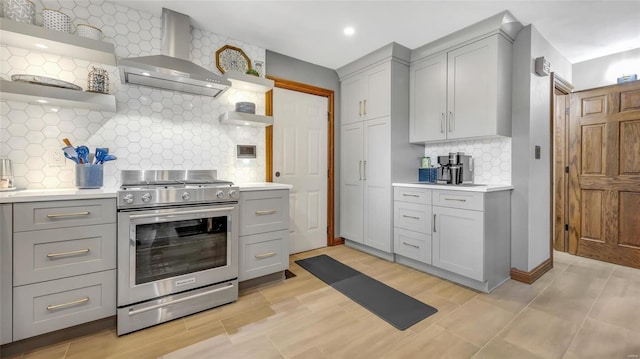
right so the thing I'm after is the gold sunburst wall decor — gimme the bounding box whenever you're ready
[215,45,252,74]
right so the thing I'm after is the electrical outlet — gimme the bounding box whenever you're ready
[47,149,64,167]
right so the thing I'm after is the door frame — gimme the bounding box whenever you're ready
[265,76,341,247]
[550,72,574,257]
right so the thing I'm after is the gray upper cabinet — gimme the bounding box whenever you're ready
[409,11,522,143]
[341,62,391,125]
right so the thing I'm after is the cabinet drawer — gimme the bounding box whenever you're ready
[394,201,432,234]
[13,270,116,341]
[394,228,431,264]
[14,199,116,232]
[13,224,116,286]
[239,230,289,281]
[394,187,431,205]
[240,190,289,236]
[432,190,484,211]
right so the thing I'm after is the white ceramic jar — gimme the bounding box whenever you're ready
[42,8,71,33]
[2,0,35,24]
[76,24,103,41]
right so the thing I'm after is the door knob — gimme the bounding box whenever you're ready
[275,171,280,177]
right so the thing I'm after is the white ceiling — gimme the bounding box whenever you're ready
[122,1,640,70]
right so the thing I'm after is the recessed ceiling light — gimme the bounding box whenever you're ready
[344,27,355,36]
[34,43,48,49]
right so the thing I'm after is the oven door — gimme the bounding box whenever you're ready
[117,203,238,307]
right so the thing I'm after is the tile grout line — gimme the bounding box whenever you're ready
[560,264,616,359]
[470,259,571,358]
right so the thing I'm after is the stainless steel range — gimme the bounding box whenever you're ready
[116,170,239,335]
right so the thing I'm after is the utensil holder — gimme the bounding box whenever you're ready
[75,164,103,189]
[2,0,35,24]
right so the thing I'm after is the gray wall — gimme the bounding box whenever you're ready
[572,47,640,91]
[265,50,342,238]
[511,25,572,271]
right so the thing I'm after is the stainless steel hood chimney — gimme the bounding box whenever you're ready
[118,8,230,97]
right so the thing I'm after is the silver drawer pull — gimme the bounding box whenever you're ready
[47,248,90,258]
[402,194,419,197]
[47,211,90,218]
[444,198,467,202]
[255,252,277,259]
[402,214,420,220]
[47,297,89,311]
[256,210,277,215]
[402,242,419,249]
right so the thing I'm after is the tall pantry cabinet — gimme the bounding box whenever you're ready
[337,43,423,259]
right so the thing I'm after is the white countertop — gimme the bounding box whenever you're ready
[392,182,513,192]
[237,182,293,191]
[0,188,118,203]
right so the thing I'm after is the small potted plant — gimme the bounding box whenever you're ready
[246,68,259,77]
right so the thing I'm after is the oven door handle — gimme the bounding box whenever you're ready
[127,283,236,316]
[128,207,235,221]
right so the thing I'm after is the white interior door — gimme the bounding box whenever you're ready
[273,88,328,254]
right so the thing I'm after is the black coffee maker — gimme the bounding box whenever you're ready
[436,152,473,184]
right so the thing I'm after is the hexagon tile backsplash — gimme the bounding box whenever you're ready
[424,137,512,185]
[0,0,267,189]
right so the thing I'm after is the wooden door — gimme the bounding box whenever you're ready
[568,80,640,268]
[553,91,570,251]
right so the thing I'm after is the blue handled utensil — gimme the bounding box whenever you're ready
[100,154,117,164]
[94,147,108,164]
[76,146,90,164]
[61,146,79,164]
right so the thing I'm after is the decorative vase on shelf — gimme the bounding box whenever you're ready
[87,66,109,94]
[254,61,264,78]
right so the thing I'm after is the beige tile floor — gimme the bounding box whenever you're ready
[5,245,640,359]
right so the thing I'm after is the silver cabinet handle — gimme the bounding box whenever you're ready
[47,211,90,218]
[47,248,90,258]
[47,297,89,311]
[433,214,437,232]
[359,160,362,180]
[402,214,420,220]
[444,198,467,202]
[449,111,455,132]
[363,99,367,115]
[255,252,276,259]
[128,284,235,316]
[358,100,362,116]
[402,194,419,198]
[402,242,419,249]
[441,113,445,133]
[363,160,367,181]
[256,210,277,215]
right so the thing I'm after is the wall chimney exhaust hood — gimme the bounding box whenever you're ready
[118,8,231,98]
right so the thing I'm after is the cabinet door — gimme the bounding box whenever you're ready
[340,122,364,243]
[364,63,391,121]
[432,206,484,281]
[0,204,11,345]
[410,53,447,142]
[447,36,498,139]
[363,117,392,252]
[341,75,366,125]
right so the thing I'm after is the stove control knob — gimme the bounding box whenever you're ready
[229,189,238,198]
[216,190,225,199]
[182,192,191,201]
[141,193,152,203]
[123,194,134,204]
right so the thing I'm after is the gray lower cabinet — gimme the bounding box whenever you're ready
[1,204,12,345]
[10,198,117,341]
[393,186,511,293]
[239,189,290,282]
